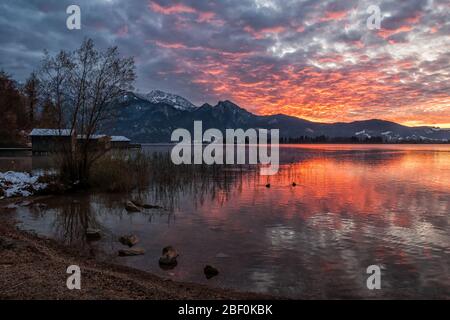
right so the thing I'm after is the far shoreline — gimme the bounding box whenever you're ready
[2,142,450,152]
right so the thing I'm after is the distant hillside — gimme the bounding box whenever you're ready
[104,91,450,143]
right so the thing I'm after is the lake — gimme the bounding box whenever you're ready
[3,144,450,298]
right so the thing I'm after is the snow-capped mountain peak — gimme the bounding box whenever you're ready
[141,89,198,111]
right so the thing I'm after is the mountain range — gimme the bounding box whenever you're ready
[105,90,450,143]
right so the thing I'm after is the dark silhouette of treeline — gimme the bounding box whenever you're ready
[279,136,449,144]
[280,136,382,143]
[0,71,58,147]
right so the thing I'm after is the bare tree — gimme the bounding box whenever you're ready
[39,38,136,185]
[39,98,59,128]
[23,72,40,126]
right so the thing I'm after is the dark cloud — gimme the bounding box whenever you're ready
[0,0,449,126]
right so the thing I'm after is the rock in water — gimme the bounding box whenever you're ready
[18,200,33,207]
[119,234,139,247]
[204,265,219,279]
[118,248,145,256]
[159,246,179,268]
[142,204,163,209]
[34,203,47,209]
[86,228,101,241]
[125,201,141,212]
[130,199,143,207]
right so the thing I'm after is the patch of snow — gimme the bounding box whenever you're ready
[111,136,131,142]
[77,134,107,140]
[0,171,47,198]
[29,129,72,136]
[143,90,198,111]
[355,130,371,139]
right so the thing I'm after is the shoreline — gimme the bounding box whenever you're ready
[0,197,277,300]
[2,142,450,151]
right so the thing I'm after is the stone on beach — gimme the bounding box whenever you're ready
[0,236,16,250]
[159,246,179,267]
[119,234,139,247]
[86,228,101,241]
[125,201,141,212]
[118,248,145,256]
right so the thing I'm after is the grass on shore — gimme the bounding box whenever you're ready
[89,151,152,193]
[53,149,255,196]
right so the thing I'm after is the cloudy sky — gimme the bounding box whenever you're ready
[1,0,449,127]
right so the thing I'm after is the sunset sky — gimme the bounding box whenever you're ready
[0,0,449,127]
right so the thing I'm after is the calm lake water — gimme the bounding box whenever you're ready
[3,144,450,298]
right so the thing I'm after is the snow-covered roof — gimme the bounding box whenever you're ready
[111,136,131,142]
[29,129,72,136]
[77,134,108,140]
[29,129,130,142]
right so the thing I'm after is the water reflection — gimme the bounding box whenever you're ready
[0,150,55,174]
[52,199,100,246]
[9,145,450,298]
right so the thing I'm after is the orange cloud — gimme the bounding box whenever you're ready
[148,1,196,15]
[153,40,188,49]
[320,10,348,22]
[378,25,413,39]
[244,26,286,39]
[144,1,449,128]
[148,1,223,25]
[179,52,450,127]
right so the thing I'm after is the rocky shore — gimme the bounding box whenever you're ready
[0,198,272,300]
